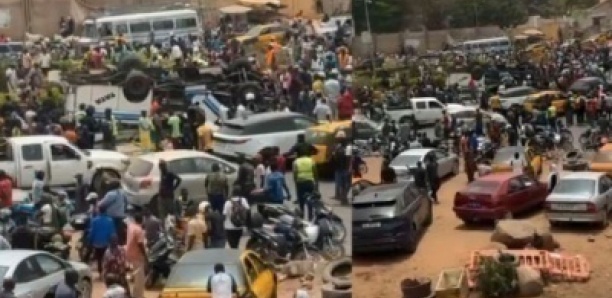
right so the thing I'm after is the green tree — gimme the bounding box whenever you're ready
[448,0,528,29]
[352,0,405,33]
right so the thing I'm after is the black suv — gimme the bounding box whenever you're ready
[352,182,433,253]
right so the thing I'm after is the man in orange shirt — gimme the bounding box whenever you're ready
[126,213,147,298]
[197,118,214,153]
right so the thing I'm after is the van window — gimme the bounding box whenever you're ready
[153,20,174,30]
[129,21,151,33]
[22,144,43,161]
[415,102,427,109]
[0,45,8,53]
[176,18,196,29]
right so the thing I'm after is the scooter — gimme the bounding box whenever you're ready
[145,233,177,289]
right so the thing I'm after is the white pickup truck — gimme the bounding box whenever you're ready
[385,97,448,125]
[0,136,130,192]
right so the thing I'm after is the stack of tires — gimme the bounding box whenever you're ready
[400,278,434,298]
[321,258,351,298]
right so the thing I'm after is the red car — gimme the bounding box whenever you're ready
[453,172,548,224]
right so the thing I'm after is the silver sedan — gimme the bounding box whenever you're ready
[546,172,612,228]
[390,148,460,179]
[0,250,92,298]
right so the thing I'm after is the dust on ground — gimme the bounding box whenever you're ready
[353,164,612,298]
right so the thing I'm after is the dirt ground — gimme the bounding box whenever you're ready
[353,163,612,298]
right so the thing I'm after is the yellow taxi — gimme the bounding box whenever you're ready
[235,24,289,51]
[491,146,543,176]
[160,249,277,298]
[589,151,612,174]
[523,90,567,114]
[305,118,380,175]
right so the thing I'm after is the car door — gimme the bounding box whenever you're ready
[31,253,67,297]
[245,252,276,298]
[166,158,202,201]
[517,174,544,208]
[45,142,88,187]
[427,100,445,124]
[13,256,47,298]
[18,144,47,188]
[433,150,451,177]
[406,183,426,225]
[413,101,428,123]
[506,177,530,212]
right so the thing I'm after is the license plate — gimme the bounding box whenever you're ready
[362,222,381,228]
[552,203,587,211]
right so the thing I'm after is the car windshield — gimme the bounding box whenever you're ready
[493,149,523,163]
[391,154,422,168]
[592,152,612,163]
[165,263,245,289]
[553,179,595,196]
[466,180,501,194]
[127,158,153,177]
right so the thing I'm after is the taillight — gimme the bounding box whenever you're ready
[139,178,152,189]
[587,202,597,213]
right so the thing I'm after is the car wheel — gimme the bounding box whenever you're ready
[78,279,92,298]
[452,161,460,176]
[91,169,120,194]
[600,207,609,229]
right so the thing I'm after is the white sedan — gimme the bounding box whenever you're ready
[545,172,612,228]
[0,250,92,298]
[121,150,238,206]
[389,148,460,179]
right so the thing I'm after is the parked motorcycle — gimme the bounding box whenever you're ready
[579,128,603,151]
[145,233,177,289]
[246,217,325,263]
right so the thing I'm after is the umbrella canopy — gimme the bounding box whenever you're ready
[219,5,252,14]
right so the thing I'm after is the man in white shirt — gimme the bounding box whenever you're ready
[323,71,341,120]
[313,98,331,122]
[207,263,238,298]
[171,44,183,66]
[4,66,17,95]
[511,152,523,174]
[39,49,52,76]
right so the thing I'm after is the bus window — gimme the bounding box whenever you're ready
[83,22,97,38]
[115,23,128,34]
[130,21,152,33]
[153,20,174,31]
[176,18,197,29]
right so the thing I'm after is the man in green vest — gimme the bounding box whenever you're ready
[101,108,118,150]
[292,148,318,220]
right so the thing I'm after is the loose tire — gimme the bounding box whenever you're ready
[322,257,352,289]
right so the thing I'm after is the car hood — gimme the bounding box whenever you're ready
[546,193,592,202]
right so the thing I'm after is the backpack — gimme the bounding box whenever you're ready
[230,200,248,227]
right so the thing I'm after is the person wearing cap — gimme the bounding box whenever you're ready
[186,201,208,251]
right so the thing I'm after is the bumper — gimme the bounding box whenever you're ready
[353,230,411,253]
[546,211,604,223]
[454,207,507,221]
